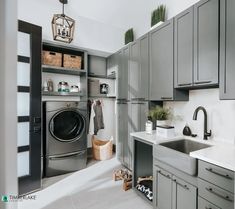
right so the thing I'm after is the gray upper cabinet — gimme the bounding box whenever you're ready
[129,34,149,100]
[149,19,174,101]
[88,55,107,77]
[129,41,140,100]
[194,0,219,86]
[174,7,194,88]
[220,0,235,99]
[150,19,188,101]
[117,46,129,100]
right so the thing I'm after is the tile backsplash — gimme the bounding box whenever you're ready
[164,89,235,144]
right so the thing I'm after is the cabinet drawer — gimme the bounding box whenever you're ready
[198,197,220,209]
[198,179,234,209]
[198,160,234,193]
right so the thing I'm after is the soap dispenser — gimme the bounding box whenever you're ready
[183,124,192,136]
[145,116,153,134]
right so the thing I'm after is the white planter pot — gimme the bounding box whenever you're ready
[156,120,169,126]
[150,21,164,31]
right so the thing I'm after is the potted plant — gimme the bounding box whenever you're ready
[151,5,166,30]
[125,28,134,45]
[148,106,171,126]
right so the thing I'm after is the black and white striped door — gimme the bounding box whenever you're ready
[17,20,42,195]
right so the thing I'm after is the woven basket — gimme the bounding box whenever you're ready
[92,135,113,161]
[63,54,82,69]
[42,51,62,67]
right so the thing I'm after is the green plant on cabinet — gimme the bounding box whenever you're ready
[151,5,166,27]
[125,28,134,45]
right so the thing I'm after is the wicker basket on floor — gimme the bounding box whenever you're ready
[92,135,113,161]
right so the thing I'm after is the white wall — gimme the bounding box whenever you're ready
[165,89,235,144]
[18,0,202,53]
[18,0,125,54]
[0,0,18,208]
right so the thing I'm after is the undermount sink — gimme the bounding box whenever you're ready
[154,139,211,176]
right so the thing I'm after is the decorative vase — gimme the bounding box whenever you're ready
[150,21,164,31]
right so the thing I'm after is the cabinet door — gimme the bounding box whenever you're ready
[155,167,173,209]
[129,41,140,100]
[116,103,126,164]
[149,19,174,101]
[174,7,194,88]
[194,0,219,86]
[88,55,107,77]
[172,176,197,209]
[139,34,149,100]
[220,0,235,99]
[117,47,129,99]
[117,103,129,167]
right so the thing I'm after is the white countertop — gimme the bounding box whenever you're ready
[130,131,235,172]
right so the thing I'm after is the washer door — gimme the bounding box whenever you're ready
[49,109,85,142]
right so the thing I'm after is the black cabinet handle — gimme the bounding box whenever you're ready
[205,207,212,209]
[178,83,192,86]
[161,97,173,100]
[205,168,233,180]
[206,187,233,202]
[158,170,171,179]
[173,179,189,190]
[194,81,212,84]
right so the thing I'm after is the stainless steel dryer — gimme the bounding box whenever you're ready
[43,101,87,177]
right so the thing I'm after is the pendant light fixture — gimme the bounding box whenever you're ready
[51,0,75,43]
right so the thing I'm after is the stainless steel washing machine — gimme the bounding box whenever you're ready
[43,101,87,177]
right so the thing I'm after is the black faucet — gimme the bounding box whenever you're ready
[193,106,212,140]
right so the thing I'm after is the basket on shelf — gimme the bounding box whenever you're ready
[42,50,62,67]
[92,135,113,161]
[63,54,82,69]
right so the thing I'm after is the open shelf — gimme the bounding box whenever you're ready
[42,65,87,76]
[42,91,84,97]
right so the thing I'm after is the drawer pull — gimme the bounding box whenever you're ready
[206,187,233,202]
[205,168,233,180]
[158,170,171,179]
[194,81,212,84]
[173,179,189,190]
[178,83,192,86]
[161,97,173,100]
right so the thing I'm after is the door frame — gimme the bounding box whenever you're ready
[18,20,42,195]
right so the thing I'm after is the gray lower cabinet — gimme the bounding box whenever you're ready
[155,167,173,209]
[174,7,194,88]
[220,0,235,99]
[193,0,219,86]
[198,197,220,209]
[88,55,107,77]
[154,166,197,209]
[128,101,148,169]
[116,102,128,166]
[117,47,129,100]
[149,19,188,101]
[129,34,149,100]
[198,160,234,209]
[172,176,197,209]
